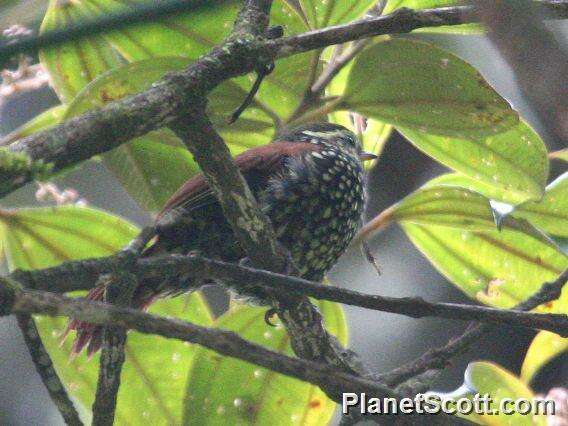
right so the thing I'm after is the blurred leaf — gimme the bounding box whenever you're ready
[521,331,568,384]
[343,39,518,138]
[0,205,214,424]
[400,220,568,311]
[383,0,482,33]
[1,104,67,145]
[549,149,568,162]
[399,121,548,203]
[465,362,547,426]
[515,173,568,238]
[39,0,123,103]
[183,300,347,426]
[297,0,375,28]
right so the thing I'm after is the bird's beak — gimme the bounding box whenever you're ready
[359,151,378,162]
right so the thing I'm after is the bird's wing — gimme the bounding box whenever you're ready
[156,142,320,222]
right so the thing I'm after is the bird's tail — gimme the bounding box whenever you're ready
[65,282,158,357]
[66,240,167,357]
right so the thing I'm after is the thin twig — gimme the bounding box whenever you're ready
[15,313,83,426]
[377,268,568,389]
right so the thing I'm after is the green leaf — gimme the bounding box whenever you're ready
[0,205,214,424]
[342,39,518,138]
[183,300,347,426]
[424,173,568,237]
[400,220,568,311]
[63,57,274,211]
[40,0,314,120]
[399,121,548,203]
[521,331,568,383]
[466,362,547,425]
[0,206,137,269]
[515,173,568,238]
[383,1,482,34]
[393,185,507,231]
[39,0,123,103]
[296,0,375,29]
[327,51,393,168]
[424,173,530,205]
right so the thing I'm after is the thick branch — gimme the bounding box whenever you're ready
[92,272,138,426]
[3,2,567,196]
[11,254,568,335]
[0,282,401,403]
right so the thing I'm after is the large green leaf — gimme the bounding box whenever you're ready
[39,0,123,103]
[399,121,548,203]
[342,39,518,138]
[521,331,568,384]
[183,301,348,425]
[383,1,482,33]
[0,206,213,424]
[40,0,314,120]
[400,220,568,311]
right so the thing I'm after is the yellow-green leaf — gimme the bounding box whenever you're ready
[521,331,568,383]
[516,173,568,238]
[0,205,214,424]
[343,39,518,138]
[466,362,547,426]
[400,221,568,311]
[183,300,347,426]
[399,121,548,203]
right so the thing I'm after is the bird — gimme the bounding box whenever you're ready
[68,122,377,355]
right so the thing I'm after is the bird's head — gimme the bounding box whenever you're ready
[275,122,377,163]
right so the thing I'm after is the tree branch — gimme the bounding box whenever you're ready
[15,313,83,426]
[92,271,138,426]
[10,254,568,336]
[377,268,568,390]
[0,280,402,403]
[2,2,567,197]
